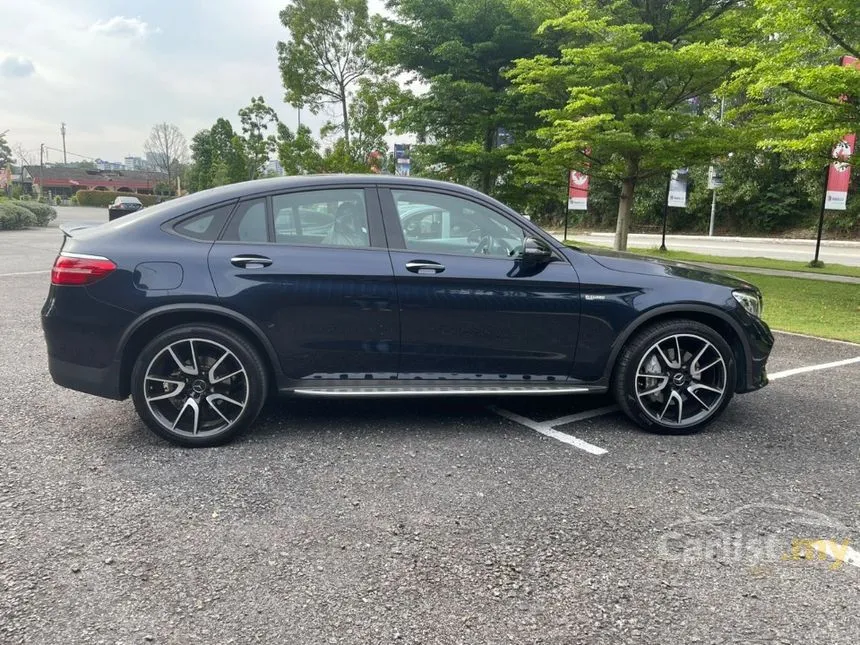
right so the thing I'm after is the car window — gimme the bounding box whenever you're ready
[173,203,234,241]
[392,190,524,258]
[272,189,368,247]
[221,198,268,243]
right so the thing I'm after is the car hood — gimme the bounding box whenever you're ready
[584,247,757,291]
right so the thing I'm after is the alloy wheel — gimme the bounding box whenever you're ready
[634,333,727,428]
[143,338,249,437]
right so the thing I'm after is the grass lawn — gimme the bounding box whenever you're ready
[565,241,860,278]
[729,272,860,343]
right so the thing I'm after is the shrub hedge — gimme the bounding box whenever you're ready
[0,202,38,230]
[75,190,161,208]
[16,201,57,226]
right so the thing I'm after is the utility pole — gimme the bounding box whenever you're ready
[39,143,44,200]
[60,123,67,164]
[708,96,726,237]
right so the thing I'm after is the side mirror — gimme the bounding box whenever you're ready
[520,236,552,264]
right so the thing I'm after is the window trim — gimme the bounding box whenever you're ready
[378,186,562,261]
[166,199,238,242]
[215,186,387,250]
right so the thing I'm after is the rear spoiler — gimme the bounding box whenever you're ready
[59,222,102,238]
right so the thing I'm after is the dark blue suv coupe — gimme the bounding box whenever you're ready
[42,176,773,446]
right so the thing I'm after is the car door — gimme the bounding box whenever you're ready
[380,187,581,382]
[207,186,399,382]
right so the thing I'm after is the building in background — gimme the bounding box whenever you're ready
[264,159,285,177]
[95,158,124,171]
[22,166,168,197]
[123,156,150,171]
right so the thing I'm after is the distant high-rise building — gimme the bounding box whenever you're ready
[123,156,149,171]
[95,158,124,171]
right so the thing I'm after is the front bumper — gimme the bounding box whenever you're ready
[736,315,773,393]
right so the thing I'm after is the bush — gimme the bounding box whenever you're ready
[19,194,31,201]
[75,190,161,208]
[15,200,57,226]
[54,195,62,205]
[69,195,79,206]
[0,202,38,230]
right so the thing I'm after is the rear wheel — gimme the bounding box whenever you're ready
[612,319,736,434]
[131,324,268,447]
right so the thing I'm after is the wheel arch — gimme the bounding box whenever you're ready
[116,304,283,398]
[604,304,751,392]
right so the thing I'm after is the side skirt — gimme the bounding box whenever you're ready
[279,380,607,398]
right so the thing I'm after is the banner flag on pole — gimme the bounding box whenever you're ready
[667,168,689,208]
[567,169,589,211]
[825,56,858,211]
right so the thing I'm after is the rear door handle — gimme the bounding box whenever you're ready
[405,260,445,274]
[231,255,272,268]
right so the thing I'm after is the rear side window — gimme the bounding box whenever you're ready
[173,203,234,241]
[221,198,269,243]
[272,189,368,247]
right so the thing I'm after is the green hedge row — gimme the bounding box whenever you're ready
[0,201,57,230]
[75,190,161,208]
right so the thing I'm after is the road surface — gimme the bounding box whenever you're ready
[564,232,860,267]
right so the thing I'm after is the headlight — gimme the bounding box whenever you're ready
[733,290,762,318]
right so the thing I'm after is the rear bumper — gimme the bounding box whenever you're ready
[47,354,125,400]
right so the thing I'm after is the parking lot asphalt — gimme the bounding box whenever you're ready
[2,222,859,644]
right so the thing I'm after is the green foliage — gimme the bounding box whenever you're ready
[508,0,758,249]
[277,124,325,175]
[0,134,13,168]
[239,96,280,180]
[188,118,250,191]
[732,0,860,161]
[0,201,37,230]
[16,200,57,226]
[278,0,380,150]
[379,0,551,194]
[75,191,160,208]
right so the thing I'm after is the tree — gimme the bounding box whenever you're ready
[378,0,552,195]
[187,118,249,192]
[508,1,757,250]
[276,124,325,175]
[277,0,379,151]
[0,134,14,169]
[734,0,860,162]
[144,123,188,193]
[238,96,280,180]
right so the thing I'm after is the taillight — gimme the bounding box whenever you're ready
[51,253,117,286]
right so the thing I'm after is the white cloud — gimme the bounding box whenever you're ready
[89,16,158,40]
[0,55,36,78]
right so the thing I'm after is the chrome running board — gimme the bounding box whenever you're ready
[291,385,597,397]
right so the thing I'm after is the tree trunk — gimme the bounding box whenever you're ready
[480,127,495,194]
[614,158,639,251]
[340,91,350,153]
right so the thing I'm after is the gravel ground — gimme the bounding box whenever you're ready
[1,225,859,644]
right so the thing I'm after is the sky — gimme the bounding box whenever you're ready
[0,0,387,166]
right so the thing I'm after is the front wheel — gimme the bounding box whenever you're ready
[130,324,268,447]
[612,320,736,434]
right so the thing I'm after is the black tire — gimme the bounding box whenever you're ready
[130,323,268,447]
[611,319,736,435]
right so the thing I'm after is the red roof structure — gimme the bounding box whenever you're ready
[23,166,168,194]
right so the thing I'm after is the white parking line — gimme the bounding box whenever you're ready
[490,406,608,455]
[543,405,620,428]
[769,356,860,380]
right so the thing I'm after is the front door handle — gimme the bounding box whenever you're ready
[405,260,446,274]
[231,255,272,268]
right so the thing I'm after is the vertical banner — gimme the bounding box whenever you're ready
[667,168,689,208]
[567,169,589,211]
[825,134,855,210]
[824,56,859,211]
[394,143,411,177]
